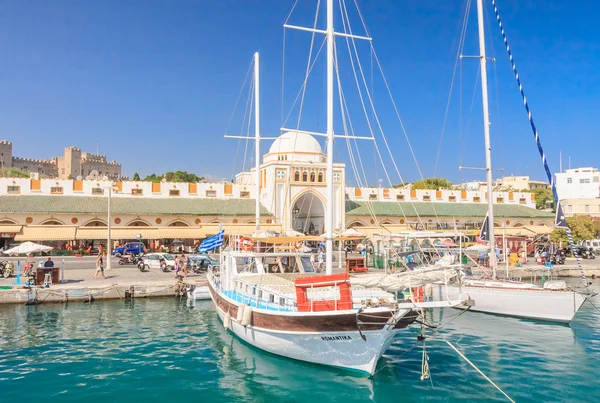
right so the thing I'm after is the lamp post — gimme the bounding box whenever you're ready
[102,184,116,270]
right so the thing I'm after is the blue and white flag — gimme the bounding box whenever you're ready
[479,213,490,242]
[554,202,568,229]
[200,230,225,253]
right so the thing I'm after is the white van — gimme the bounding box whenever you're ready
[580,239,600,255]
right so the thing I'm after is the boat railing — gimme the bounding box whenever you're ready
[233,277,296,312]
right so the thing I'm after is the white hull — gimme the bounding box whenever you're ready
[213,302,399,376]
[187,286,211,300]
[432,282,585,323]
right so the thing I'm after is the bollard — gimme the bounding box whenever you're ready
[61,258,65,283]
[13,260,21,285]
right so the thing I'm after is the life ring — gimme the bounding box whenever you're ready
[294,241,303,251]
[240,237,255,251]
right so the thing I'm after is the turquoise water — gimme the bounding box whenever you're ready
[1,282,600,402]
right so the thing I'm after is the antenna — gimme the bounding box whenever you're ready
[559,151,563,173]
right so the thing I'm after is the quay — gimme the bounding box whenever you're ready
[0,259,208,305]
[0,254,598,306]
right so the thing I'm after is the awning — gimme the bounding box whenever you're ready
[524,225,554,236]
[0,225,22,233]
[200,223,282,236]
[251,236,322,244]
[158,227,206,239]
[75,227,159,240]
[15,226,77,241]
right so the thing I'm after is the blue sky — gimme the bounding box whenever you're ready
[0,0,597,186]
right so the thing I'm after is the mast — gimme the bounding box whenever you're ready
[325,0,334,275]
[476,0,496,277]
[254,52,261,233]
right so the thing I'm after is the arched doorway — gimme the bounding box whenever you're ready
[291,192,325,235]
[127,220,151,227]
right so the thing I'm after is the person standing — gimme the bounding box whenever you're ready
[183,254,189,278]
[174,255,180,278]
[317,249,324,272]
[310,251,317,270]
[94,251,106,279]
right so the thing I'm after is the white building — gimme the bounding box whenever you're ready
[555,167,600,199]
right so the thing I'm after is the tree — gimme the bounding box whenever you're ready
[550,215,598,244]
[142,171,205,183]
[410,177,453,190]
[132,172,141,181]
[532,188,554,210]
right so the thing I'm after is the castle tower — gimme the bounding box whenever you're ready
[60,146,82,179]
[0,141,13,169]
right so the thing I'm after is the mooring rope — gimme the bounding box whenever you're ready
[490,0,588,286]
[443,339,516,403]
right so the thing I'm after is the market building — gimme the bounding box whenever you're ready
[0,131,553,248]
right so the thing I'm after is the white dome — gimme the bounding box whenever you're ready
[269,131,322,155]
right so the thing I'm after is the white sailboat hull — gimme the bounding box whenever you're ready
[213,301,399,376]
[432,282,585,323]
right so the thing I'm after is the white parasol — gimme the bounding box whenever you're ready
[3,241,53,256]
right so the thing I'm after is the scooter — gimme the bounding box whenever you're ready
[550,251,566,265]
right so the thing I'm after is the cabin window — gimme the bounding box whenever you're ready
[422,195,431,201]
[51,186,63,194]
[279,297,285,306]
[448,195,456,202]
[169,189,180,197]
[473,196,481,203]
[240,191,250,198]
[132,188,143,196]
[7,186,20,194]
[369,194,377,200]
[258,290,263,300]
[269,294,275,303]
[294,171,300,181]
[397,194,405,201]
[252,286,256,296]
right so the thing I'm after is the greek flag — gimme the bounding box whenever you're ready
[200,230,225,253]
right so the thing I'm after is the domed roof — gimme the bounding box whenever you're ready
[269,131,322,155]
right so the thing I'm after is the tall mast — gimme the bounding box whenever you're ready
[254,52,261,233]
[325,0,334,275]
[476,0,496,277]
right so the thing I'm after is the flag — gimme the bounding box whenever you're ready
[554,202,568,229]
[200,230,225,253]
[479,213,490,242]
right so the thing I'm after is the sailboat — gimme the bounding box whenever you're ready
[433,0,586,324]
[207,0,467,376]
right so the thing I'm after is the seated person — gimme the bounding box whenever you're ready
[44,257,54,268]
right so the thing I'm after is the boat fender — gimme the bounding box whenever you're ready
[224,312,231,329]
[241,306,253,327]
[236,304,245,322]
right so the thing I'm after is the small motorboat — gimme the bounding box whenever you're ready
[187,284,211,300]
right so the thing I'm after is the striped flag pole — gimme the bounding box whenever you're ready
[490,0,589,286]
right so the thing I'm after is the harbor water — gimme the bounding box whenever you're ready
[1,281,600,402]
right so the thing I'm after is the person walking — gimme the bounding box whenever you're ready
[183,254,190,278]
[174,255,180,278]
[317,249,324,272]
[94,251,106,279]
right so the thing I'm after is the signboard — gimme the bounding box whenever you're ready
[0,233,15,239]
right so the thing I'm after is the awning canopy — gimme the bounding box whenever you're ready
[201,223,282,236]
[0,225,22,233]
[158,227,206,239]
[15,226,77,241]
[75,227,159,240]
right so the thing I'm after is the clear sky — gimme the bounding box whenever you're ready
[0,0,598,186]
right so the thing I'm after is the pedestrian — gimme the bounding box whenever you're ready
[94,251,106,279]
[183,254,190,278]
[310,251,317,270]
[174,255,180,277]
[317,249,324,271]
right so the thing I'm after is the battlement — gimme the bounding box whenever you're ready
[81,152,107,160]
[65,146,82,152]
[0,140,12,146]
[12,157,56,165]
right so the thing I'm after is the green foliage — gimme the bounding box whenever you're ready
[533,188,554,210]
[411,177,453,190]
[132,172,141,181]
[551,215,600,244]
[0,168,31,178]
[141,171,205,183]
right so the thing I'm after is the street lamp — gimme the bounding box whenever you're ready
[101,183,117,271]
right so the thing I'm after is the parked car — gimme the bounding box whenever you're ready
[139,253,172,272]
[189,255,219,272]
[112,242,145,257]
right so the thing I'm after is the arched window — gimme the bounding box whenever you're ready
[310,172,316,182]
[302,171,308,182]
[294,171,300,181]
[318,172,323,182]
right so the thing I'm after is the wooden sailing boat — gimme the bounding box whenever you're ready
[207,0,466,375]
[433,0,586,324]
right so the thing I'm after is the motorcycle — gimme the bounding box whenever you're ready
[550,251,566,265]
[119,253,142,265]
[137,258,147,272]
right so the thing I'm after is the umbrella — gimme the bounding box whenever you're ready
[442,240,458,247]
[3,241,53,256]
[466,244,488,253]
